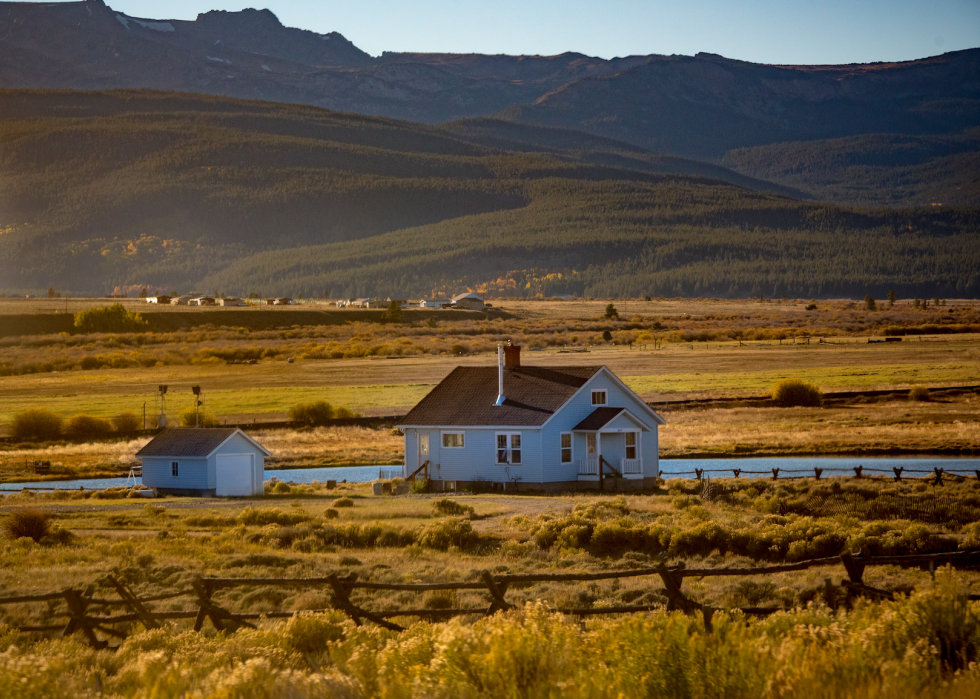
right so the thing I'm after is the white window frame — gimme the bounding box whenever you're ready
[591,390,607,405]
[171,461,179,477]
[625,432,637,460]
[495,432,522,464]
[441,432,465,448]
[560,432,573,463]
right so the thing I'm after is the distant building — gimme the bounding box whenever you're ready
[169,296,192,305]
[419,298,450,308]
[189,297,216,306]
[266,297,293,305]
[218,297,247,306]
[452,292,485,311]
[136,428,268,497]
[386,297,410,308]
[145,295,172,304]
[351,298,384,308]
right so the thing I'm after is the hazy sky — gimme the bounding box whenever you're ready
[65,0,980,63]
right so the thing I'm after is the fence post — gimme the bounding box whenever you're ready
[771,468,779,480]
[701,604,714,633]
[933,468,944,487]
[481,571,513,615]
[840,553,865,584]
[695,469,703,480]
[191,579,244,632]
[327,573,403,631]
[107,575,160,630]
[62,588,108,649]
[853,466,863,479]
[893,467,903,482]
[656,564,699,613]
[814,468,823,480]
[823,578,836,609]
[733,469,741,479]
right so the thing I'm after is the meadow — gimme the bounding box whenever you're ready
[1,296,978,481]
[2,479,980,697]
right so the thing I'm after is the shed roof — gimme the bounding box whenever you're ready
[135,428,269,458]
[400,366,602,427]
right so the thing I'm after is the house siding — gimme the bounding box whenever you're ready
[540,370,659,481]
[213,433,266,491]
[142,456,209,490]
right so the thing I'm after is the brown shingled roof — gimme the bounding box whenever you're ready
[135,427,242,458]
[572,407,628,431]
[400,366,602,427]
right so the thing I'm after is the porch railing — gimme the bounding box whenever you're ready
[578,457,599,475]
[621,458,642,474]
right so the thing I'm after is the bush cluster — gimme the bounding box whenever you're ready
[73,304,148,333]
[289,401,361,427]
[12,408,142,441]
[772,378,822,407]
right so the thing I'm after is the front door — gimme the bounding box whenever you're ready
[419,433,430,464]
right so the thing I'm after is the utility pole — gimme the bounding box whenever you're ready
[192,386,202,427]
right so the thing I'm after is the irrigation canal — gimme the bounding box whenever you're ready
[3,457,979,491]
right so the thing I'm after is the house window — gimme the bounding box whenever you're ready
[419,434,430,456]
[626,432,637,459]
[442,433,465,448]
[171,461,179,477]
[591,390,607,405]
[560,433,573,463]
[496,433,521,464]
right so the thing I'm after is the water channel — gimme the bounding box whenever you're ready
[2,457,978,492]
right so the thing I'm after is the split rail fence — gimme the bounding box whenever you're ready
[2,550,979,647]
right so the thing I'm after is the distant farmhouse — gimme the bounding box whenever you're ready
[397,345,664,491]
[136,427,268,497]
[218,297,247,306]
[145,295,171,304]
[451,292,484,311]
[419,298,450,308]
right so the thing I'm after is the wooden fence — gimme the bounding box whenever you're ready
[2,550,978,647]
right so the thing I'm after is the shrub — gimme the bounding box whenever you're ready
[909,386,930,401]
[333,406,361,419]
[112,412,142,432]
[273,482,291,494]
[324,508,340,520]
[178,408,220,427]
[64,414,113,438]
[2,509,50,542]
[418,518,479,550]
[602,330,613,342]
[433,499,474,517]
[772,378,822,407]
[411,479,429,494]
[73,304,148,333]
[332,497,355,508]
[290,401,333,427]
[236,507,310,526]
[381,300,403,323]
[11,409,63,440]
[604,303,619,319]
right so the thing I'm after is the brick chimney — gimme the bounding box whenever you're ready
[504,344,521,368]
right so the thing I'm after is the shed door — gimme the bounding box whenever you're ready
[216,454,254,497]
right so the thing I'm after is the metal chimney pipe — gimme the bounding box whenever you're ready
[495,343,506,406]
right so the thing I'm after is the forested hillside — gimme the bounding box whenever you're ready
[0,89,978,299]
[720,130,980,208]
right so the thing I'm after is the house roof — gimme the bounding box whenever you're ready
[452,292,483,301]
[400,366,603,427]
[573,407,627,431]
[135,427,270,458]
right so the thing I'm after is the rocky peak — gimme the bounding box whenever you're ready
[195,8,283,31]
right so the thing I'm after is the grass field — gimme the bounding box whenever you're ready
[2,482,980,697]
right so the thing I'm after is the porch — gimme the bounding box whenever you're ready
[571,406,648,482]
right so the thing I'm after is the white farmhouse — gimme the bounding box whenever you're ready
[397,345,664,491]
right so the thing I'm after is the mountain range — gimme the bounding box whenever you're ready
[1,90,977,299]
[1,0,978,207]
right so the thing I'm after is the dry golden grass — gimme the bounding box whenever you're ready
[660,394,980,457]
[262,426,403,467]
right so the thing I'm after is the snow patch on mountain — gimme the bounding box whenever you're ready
[116,14,175,32]
[207,56,232,65]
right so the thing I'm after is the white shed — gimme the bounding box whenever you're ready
[135,427,269,497]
